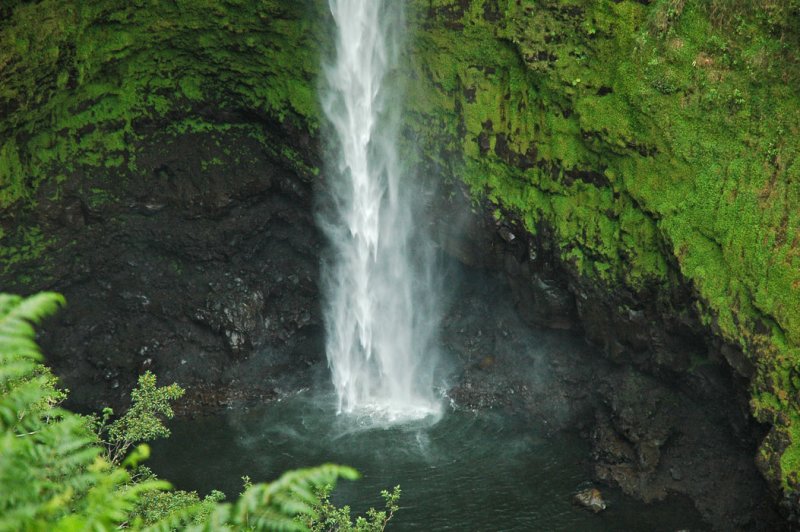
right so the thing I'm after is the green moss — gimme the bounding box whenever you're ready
[88,187,118,209]
[0,225,54,275]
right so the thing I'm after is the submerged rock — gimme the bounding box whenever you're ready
[573,488,607,513]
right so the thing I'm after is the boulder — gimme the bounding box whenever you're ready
[573,487,607,513]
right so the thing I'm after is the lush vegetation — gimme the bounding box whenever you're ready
[0,291,398,531]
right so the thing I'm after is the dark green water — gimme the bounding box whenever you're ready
[149,389,708,531]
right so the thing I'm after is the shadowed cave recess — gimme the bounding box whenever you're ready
[2,0,800,529]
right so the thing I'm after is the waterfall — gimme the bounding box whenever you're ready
[319,0,440,421]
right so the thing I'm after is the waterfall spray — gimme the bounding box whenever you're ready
[319,0,440,421]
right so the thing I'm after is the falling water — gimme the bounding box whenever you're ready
[319,0,440,421]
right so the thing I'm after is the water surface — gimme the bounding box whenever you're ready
[150,390,707,531]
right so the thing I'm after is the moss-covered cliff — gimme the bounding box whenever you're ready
[403,0,800,493]
[0,0,324,274]
[1,0,799,500]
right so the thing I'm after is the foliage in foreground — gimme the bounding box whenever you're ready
[303,484,401,532]
[0,292,398,531]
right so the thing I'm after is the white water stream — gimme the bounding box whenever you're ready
[319,0,440,421]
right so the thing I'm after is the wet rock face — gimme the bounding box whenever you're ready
[22,125,325,411]
[194,278,266,355]
[432,190,579,332]
[434,189,717,381]
[431,188,784,529]
[442,269,784,530]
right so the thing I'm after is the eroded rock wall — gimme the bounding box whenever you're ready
[0,0,328,409]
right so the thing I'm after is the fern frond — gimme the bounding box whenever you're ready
[224,464,359,530]
[0,292,64,374]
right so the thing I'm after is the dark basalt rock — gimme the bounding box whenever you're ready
[440,266,784,530]
[8,122,325,413]
[194,277,266,356]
